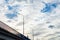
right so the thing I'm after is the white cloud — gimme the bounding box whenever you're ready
[0,0,60,40]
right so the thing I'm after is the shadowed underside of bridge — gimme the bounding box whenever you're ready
[0,21,30,40]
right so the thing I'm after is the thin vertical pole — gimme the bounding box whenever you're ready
[23,16,24,34]
[32,29,34,40]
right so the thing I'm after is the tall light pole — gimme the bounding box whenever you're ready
[23,15,24,34]
[32,29,34,40]
[20,14,24,35]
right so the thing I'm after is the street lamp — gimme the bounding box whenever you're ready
[23,15,24,34]
[32,29,34,40]
[27,29,34,40]
[28,28,34,40]
[20,14,24,35]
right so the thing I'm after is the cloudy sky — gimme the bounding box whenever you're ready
[0,0,60,40]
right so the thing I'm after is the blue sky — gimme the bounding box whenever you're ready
[5,13,18,19]
[41,2,57,13]
[0,0,60,40]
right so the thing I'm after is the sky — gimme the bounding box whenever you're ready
[0,0,60,40]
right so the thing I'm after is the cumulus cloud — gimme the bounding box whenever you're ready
[0,0,60,40]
